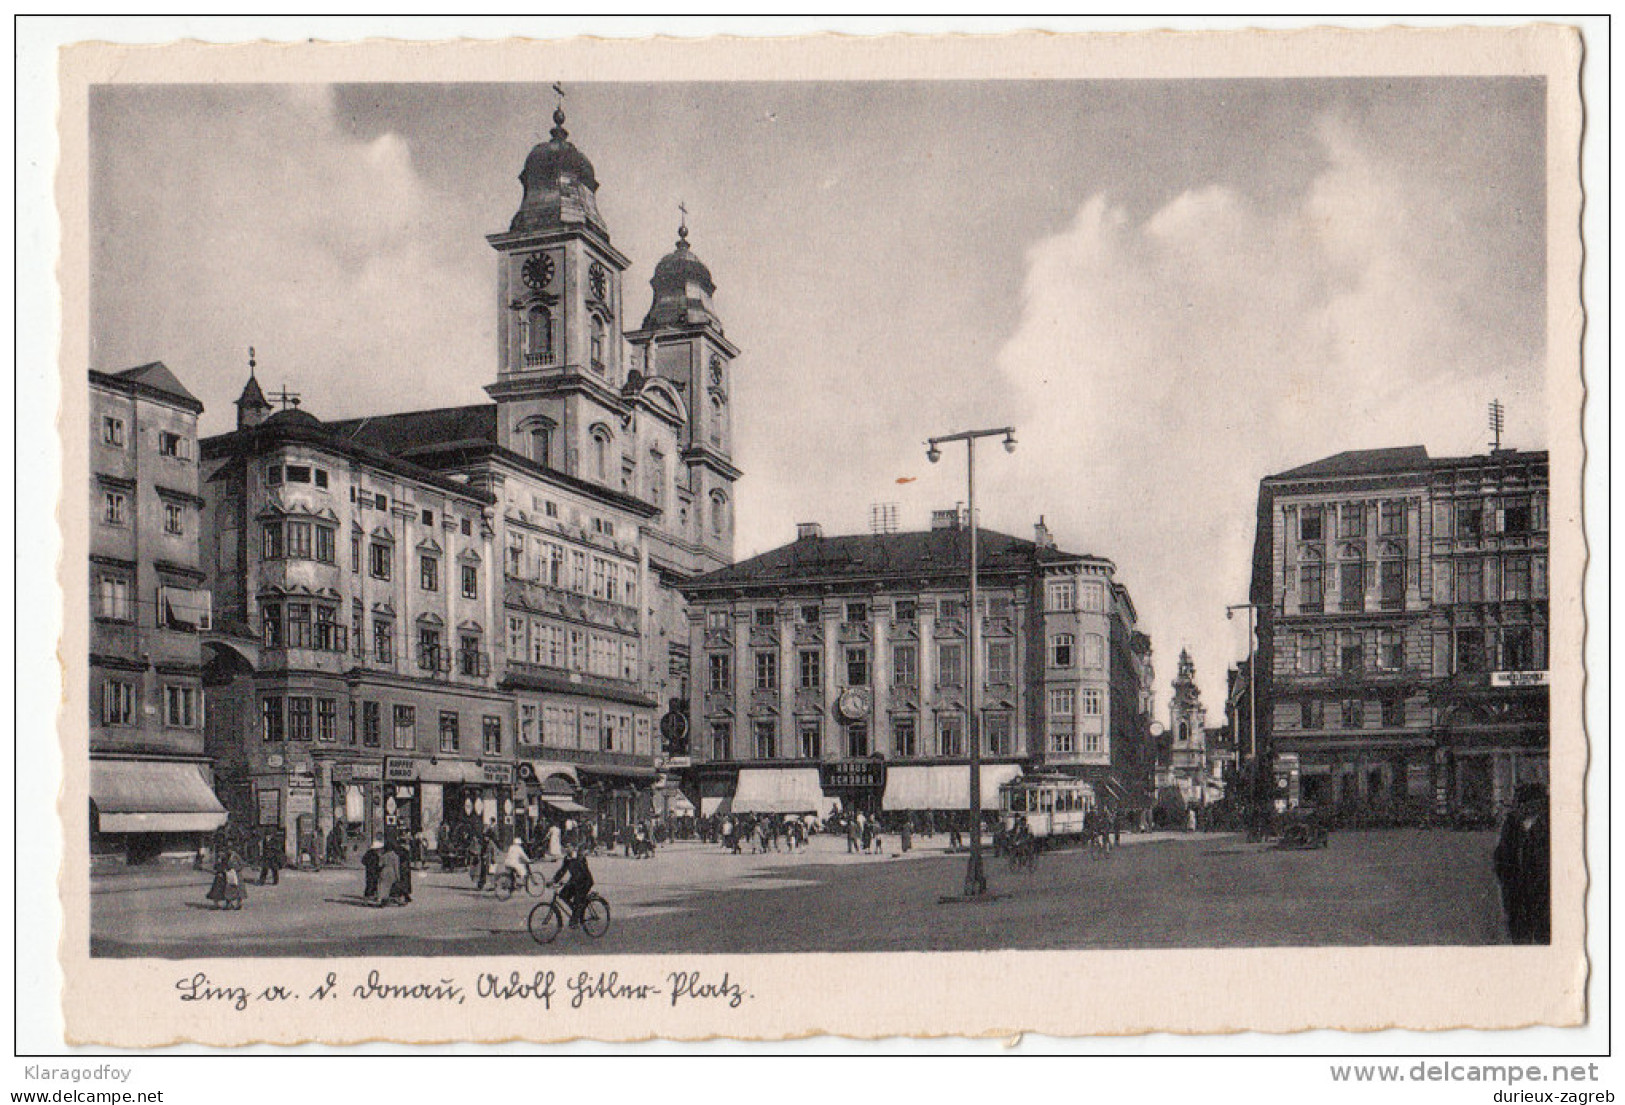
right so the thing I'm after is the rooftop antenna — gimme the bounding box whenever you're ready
[268,384,302,412]
[869,502,898,535]
[1489,398,1505,451]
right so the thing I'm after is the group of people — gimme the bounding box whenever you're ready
[716,813,812,854]
[359,836,416,907]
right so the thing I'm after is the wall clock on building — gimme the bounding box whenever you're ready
[589,262,608,301]
[709,355,724,386]
[837,687,871,721]
[521,253,555,290]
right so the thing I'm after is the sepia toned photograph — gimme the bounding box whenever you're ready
[45,24,1590,1046]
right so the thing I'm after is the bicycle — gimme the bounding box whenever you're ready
[527,885,611,943]
[1006,835,1038,873]
[489,864,547,901]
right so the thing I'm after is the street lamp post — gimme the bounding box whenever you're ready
[928,425,1016,900]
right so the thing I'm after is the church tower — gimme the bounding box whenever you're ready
[625,217,741,567]
[1169,648,1207,754]
[485,102,634,488]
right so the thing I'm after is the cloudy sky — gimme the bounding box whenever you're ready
[88,78,1548,715]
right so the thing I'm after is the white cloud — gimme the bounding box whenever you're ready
[988,118,1545,712]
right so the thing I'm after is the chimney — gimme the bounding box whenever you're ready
[1034,515,1055,549]
[931,509,961,531]
[796,522,823,541]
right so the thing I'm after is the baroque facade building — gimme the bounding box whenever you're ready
[680,513,1156,820]
[196,104,738,856]
[1249,446,1549,817]
[89,364,226,861]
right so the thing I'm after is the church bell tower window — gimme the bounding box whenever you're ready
[590,315,607,374]
[524,305,555,367]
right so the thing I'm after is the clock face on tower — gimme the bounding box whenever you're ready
[589,262,608,301]
[521,253,554,291]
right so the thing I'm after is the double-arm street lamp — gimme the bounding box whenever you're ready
[927,425,1017,901]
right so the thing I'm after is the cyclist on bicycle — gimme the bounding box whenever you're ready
[549,844,595,928]
[502,835,532,891]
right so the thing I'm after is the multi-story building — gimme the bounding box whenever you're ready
[680,513,1156,820]
[89,363,225,862]
[1250,445,1549,817]
[198,102,738,854]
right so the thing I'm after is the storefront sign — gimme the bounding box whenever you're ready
[482,763,514,785]
[820,759,885,790]
[1491,670,1549,688]
[332,762,382,782]
[384,757,418,782]
[266,754,284,768]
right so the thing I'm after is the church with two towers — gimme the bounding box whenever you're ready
[196,103,738,854]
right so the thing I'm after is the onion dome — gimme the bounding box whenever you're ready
[510,107,608,235]
[642,224,720,329]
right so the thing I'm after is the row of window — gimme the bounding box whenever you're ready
[710,588,1104,631]
[704,712,1101,762]
[506,616,639,682]
[99,490,192,537]
[1295,630,1408,675]
[1297,497,1545,543]
[100,416,191,459]
[1296,555,1546,613]
[504,534,638,607]
[339,615,491,680]
[94,579,213,632]
[516,703,653,755]
[98,679,200,729]
[709,637,1104,693]
[266,462,331,490]
[343,534,480,598]
[1293,698,1409,730]
[263,697,502,755]
[1297,557,1406,612]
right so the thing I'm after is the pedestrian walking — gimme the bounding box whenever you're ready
[391,836,414,904]
[205,846,246,910]
[361,838,383,900]
[476,829,496,889]
[900,816,912,854]
[374,842,401,907]
[1494,783,1551,944]
[257,828,284,885]
[845,816,860,854]
[547,821,563,861]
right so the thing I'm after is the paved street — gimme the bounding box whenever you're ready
[90,829,1508,957]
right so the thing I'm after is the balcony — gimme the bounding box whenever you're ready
[522,352,558,368]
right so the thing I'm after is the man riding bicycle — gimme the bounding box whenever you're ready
[549,844,595,928]
[502,835,533,891]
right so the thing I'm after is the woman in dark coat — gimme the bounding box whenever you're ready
[390,838,413,904]
[361,839,383,900]
[205,846,246,909]
[1494,783,1551,943]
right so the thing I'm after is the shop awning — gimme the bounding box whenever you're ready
[701,797,733,817]
[882,763,1023,811]
[90,760,227,833]
[541,796,588,813]
[731,768,826,814]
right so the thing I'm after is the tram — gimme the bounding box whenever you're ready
[998,774,1098,844]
